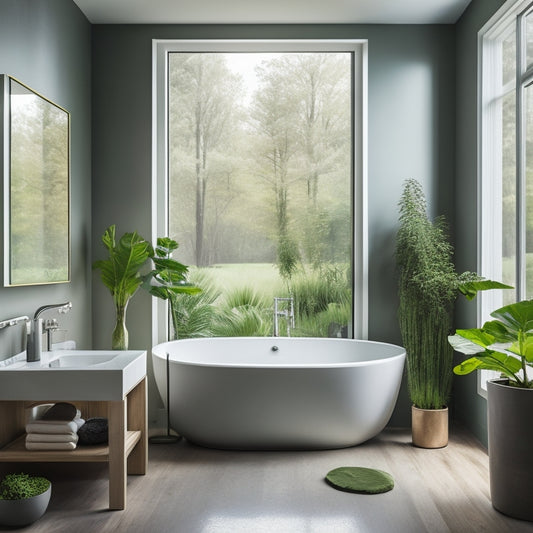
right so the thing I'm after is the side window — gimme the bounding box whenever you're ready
[479,1,533,394]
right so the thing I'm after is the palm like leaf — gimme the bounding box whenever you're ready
[457,279,513,301]
[92,225,153,349]
[143,237,201,339]
[93,225,153,307]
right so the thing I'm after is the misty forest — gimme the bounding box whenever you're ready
[167,52,354,338]
[500,31,533,304]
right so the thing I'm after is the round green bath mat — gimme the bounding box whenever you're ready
[325,467,394,494]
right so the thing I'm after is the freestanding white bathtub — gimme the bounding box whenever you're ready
[152,337,405,450]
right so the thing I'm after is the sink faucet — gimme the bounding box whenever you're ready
[26,302,72,362]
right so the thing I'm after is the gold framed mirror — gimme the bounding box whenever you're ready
[1,75,70,286]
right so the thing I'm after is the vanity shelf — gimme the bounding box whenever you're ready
[0,376,147,510]
[0,430,141,462]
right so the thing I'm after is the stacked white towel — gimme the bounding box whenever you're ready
[25,403,85,451]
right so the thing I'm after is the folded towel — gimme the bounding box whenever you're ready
[25,441,77,451]
[29,417,84,428]
[26,432,79,444]
[26,418,85,435]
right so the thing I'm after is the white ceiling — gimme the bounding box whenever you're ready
[72,0,473,25]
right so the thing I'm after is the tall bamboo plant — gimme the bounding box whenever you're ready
[93,225,153,350]
[396,179,510,409]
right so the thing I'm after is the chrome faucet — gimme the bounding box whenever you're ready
[0,315,30,330]
[273,297,295,337]
[26,302,72,362]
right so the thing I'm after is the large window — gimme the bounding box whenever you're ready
[153,40,367,343]
[479,0,533,393]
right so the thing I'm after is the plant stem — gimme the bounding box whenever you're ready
[169,295,179,340]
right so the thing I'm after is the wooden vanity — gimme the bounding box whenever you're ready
[0,376,147,510]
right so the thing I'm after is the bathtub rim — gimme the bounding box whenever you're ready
[152,337,406,370]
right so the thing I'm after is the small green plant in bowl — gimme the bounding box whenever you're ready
[0,473,51,526]
[0,472,50,499]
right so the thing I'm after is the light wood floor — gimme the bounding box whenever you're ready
[5,427,533,533]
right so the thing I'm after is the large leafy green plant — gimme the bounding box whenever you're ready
[143,237,201,339]
[449,299,533,388]
[93,225,153,349]
[396,179,511,409]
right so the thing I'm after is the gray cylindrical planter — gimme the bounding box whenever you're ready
[0,485,51,527]
[488,379,533,521]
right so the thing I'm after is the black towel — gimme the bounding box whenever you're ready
[40,402,77,421]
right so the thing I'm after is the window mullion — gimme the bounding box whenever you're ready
[516,12,528,300]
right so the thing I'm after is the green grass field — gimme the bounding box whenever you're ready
[192,263,287,301]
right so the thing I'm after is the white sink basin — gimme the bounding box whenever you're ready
[0,350,146,401]
[48,353,119,368]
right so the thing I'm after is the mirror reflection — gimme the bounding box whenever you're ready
[4,76,70,286]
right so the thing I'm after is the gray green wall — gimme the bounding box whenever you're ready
[0,0,504,439]
[91,24,456,428]
[0,0,92,354]
[454,0,507,446]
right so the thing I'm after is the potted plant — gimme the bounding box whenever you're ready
[93,225,153,349]
[449,299,533,521]
[142,237,201,339]
[396,179,510,448]
[0,472,51,526]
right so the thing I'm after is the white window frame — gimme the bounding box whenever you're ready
[478,0,533,396]
[152,39,368,346]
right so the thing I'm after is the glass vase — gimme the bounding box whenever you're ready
[112,303,129,350]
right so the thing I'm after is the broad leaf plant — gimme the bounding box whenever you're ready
[449,299,533,388]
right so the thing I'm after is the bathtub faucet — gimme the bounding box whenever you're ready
[26,302,72,362]
[273,297,295,337]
